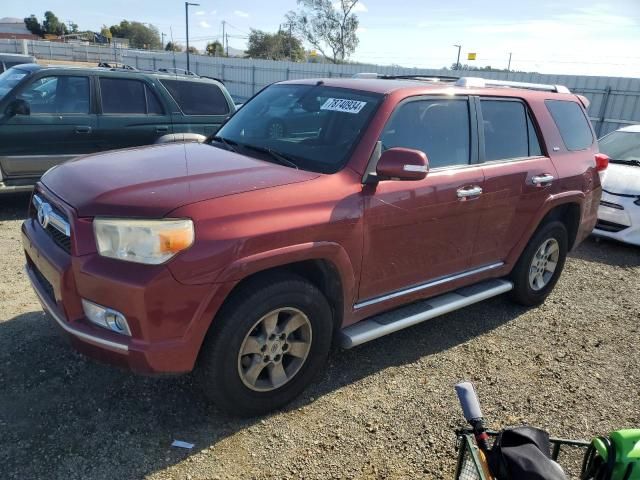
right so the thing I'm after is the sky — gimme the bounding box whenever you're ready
[4,0,640,77]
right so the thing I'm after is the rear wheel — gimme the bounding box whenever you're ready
[510,221,568,306]
[198,274,333,416]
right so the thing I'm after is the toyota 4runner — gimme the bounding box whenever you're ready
[22,75,606,416]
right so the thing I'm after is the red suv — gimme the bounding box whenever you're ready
[22,75,605,416]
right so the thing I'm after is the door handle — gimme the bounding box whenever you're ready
[457,185,483,199]
[75,126,92,134]
[531,174,554,187]
[156,126,169,133]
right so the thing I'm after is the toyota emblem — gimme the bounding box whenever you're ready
[37,202,53,229]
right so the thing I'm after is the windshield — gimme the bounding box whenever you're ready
[599,131,640,163]
[212,83,383,174]
[0,67,29,100]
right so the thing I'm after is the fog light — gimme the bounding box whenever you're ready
[81,299,131,336]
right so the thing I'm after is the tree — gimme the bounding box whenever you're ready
[206,40,224,56]
[165,42,183,52]
[24,15,43,36]
[246,29,305,61]
[69,22,79,34]
[187,46,199,54]
[109,20,162,49]
[100,25,112,40]
[286,0,360,63]
[43,11,68,36]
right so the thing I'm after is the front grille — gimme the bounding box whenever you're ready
[32,193,72,254]
[31,263,55,302]
[595,219,629,233]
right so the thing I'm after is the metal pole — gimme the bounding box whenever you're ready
[161,32,166,49]
[185,2,200,72]
[597,86,612,137]
[507,52,512,71]
[454,44,461,70]
[225,33,229,57]
[222,21,226,56]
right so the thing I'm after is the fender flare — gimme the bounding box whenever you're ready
[505,191,585,266]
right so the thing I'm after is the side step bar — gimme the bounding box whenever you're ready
[340,278,513,349]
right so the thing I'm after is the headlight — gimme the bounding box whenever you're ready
[94,218,194,264]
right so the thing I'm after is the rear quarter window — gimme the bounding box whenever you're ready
[160,79,229,115]
[545,99,593,151]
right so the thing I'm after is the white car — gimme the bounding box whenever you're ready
[594,125,640,246]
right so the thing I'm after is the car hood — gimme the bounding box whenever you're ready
[42,142,320,217]
[601,163,640,196]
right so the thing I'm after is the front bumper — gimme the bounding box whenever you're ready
[593,191,640,246]
[22,212,229,374]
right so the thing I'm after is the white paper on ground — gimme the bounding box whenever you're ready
[171,440,195,449]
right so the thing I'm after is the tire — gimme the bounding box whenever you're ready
[198,273,333,416]
[510,221,568,306]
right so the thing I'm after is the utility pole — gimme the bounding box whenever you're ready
[225,33,229,56]
[507,52,512,71]
[288,23,293,60]
[222,20,226,56]
[453,44,461,70]
[161,32,166,49]
[185,1,200,72]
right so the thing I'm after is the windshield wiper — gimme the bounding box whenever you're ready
[211,135,238,152]
[610,158,640,167]
[239,144,299,170]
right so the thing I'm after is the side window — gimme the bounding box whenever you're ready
[18,76,90,114]
[480,100,530,161]
[145,85,164,114]
[545,100,593,151]
[100,78,147,114]
[380,99,470,168]
[527,114,542,156]
[160,79,230,115]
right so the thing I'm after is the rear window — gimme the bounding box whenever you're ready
[160,79,229,115]
[545,100,593,151]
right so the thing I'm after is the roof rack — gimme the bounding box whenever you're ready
[97,62,137,71]
[455,77,570,93]
[156,67,198,77]
[352,72,570,94]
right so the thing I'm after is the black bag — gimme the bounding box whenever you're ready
[489,426,567,480]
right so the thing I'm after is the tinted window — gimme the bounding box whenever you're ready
[0,67,29,99]
[214,83,382,174]
[18,75,90,114]
[381,99,470,168]
[545,100,593,151]
[145,85,164,114]
[100,78,147,114]
[161,79,229,115]
[481,100,540,160]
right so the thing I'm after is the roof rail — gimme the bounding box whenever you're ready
[97,62,137,71]
[353,72,459,82]
[157,67,198,77]
[455,77,570,93]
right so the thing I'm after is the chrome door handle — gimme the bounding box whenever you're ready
[457,185,483,199]
[75,126,92,134]
[531,174,554,186]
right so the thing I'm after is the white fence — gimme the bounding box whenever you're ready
[2,38,639,136]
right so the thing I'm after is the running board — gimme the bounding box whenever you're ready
[340,279,513,349]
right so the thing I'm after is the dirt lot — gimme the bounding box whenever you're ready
[1,192,639,480]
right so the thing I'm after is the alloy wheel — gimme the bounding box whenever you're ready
[529,238,560,291]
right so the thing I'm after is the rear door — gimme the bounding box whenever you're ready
[0,73,97,180]
[95,76,173,151]
[159,79,231,138]
[471,97,559,267]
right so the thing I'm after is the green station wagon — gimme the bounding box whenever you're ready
[0,63,235,193]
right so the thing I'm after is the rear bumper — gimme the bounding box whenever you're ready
[22,215,232,374]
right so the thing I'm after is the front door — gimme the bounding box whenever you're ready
[0,74,97,179]
[359,96,486,303]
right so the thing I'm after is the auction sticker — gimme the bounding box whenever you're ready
[320,98,367,114]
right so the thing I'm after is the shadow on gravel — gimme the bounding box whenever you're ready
[570,236,640,268]
[0,193,31,221]
[0,293,526,479]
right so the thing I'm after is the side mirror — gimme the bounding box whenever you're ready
[376,147,428,181]
[5,98,30,117]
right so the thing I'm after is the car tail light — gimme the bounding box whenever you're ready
[595,153,609,172]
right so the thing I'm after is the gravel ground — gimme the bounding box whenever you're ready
[1,192,639,479]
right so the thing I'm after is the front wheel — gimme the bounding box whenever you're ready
[510,221,568,306]
[198,274,333,416]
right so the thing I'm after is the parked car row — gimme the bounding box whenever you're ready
[0,62,235,193]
